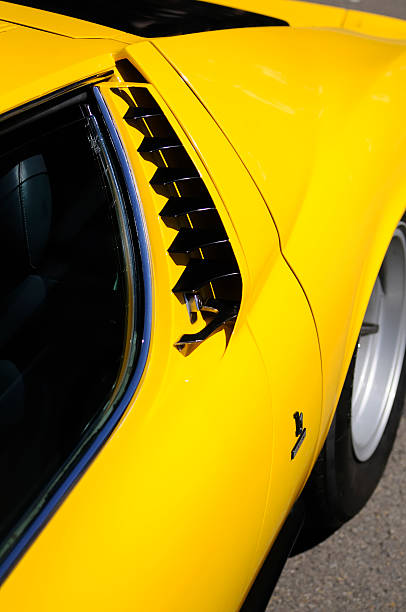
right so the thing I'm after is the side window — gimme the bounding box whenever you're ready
[0,96,139,550]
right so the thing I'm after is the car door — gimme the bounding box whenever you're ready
[0,59,322,612]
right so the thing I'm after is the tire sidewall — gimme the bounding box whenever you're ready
[329,327,406,522]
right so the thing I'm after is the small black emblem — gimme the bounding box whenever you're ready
[291,411,307,460]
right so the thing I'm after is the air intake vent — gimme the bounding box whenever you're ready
[119,87,242,354]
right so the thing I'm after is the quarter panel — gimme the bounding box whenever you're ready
[245,254,322,582]
[153,27,406,246]
[282,46,406,449]
[112,42,323,600]
[153,26,406,452]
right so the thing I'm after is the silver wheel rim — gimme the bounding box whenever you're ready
[351,223,406,462]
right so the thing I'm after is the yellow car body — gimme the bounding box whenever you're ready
[0,1,405,610]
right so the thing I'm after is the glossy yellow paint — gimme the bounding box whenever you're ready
[214,0,346,28]
[344,9,406,39]
[216,0,406,39]
[0,1,139,42]
[0,1,404,609]
[113,41,323,579]
[0,23,131,114]
[0,17,323,608]
[0,18,16,32]
[154,24,406,452]
[0,70,321,612]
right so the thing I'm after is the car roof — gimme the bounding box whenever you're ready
[0,1,140,41]
[0,19,131,115]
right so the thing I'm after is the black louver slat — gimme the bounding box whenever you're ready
[172,259,239,295]
[138,137,182,153]
[120,85,242,354]
[150,167,200,186]
[168,228,228,255]
[159,197,215,219]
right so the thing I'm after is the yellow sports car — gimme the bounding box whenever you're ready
[0,1,405,610]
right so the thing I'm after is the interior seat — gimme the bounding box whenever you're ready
[0,154,52,425]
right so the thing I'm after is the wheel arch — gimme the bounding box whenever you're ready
[338,177,406,425]
[312,166,406,462]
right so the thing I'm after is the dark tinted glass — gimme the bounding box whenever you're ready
[9,0,288,37]
[0,100,132,546]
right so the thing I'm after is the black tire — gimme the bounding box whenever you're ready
[294,220,406,553]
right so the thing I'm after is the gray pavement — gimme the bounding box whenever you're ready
[304,0,406,20]
[266,2,406,610]
[268,414,406,610]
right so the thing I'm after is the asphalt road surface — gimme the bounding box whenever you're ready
[304,0,406,20]
[269,414,406,611]
[267,2,406,610]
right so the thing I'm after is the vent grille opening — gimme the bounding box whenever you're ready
[114,86,242,354]
[115,59,148,84]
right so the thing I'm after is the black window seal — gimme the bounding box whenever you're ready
[0,84,153,583]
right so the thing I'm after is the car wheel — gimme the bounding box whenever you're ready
[295,216,406,551]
